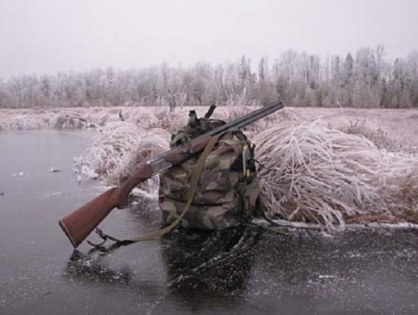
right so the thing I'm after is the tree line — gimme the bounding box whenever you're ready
[1,46,417,109]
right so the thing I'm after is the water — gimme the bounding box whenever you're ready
[1,130,418,315]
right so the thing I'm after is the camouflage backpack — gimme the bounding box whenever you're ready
[159,106,261,230]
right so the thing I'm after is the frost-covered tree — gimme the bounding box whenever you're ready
[1,47,417,109]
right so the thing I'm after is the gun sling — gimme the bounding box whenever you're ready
[89,132,224,247]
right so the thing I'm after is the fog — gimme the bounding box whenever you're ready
[0,0,417,78]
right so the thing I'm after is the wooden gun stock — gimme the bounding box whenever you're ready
[59,164,154,248]
[59,101,284,248]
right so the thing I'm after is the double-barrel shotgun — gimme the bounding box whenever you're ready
[59,101,285,248]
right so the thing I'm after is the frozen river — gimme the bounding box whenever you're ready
[1,130,418,315]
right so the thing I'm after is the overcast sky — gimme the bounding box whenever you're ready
[0,0,417,78]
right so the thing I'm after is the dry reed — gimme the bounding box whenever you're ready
[253,120,418,229]
[0,119,8,130]
[8,115,42,130]
[53,112,90,129]
[73,121,170,194]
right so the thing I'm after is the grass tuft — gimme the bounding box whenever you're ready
[73,121,170,195]
[254,120,418,229]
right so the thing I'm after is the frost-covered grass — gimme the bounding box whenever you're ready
[73,121,170,195]
[2,105,418,229]
[0,119,8,130]
[254,121,418,229]
[53,112,90,129]
[7,115,43,130]
[0,106,191,132]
